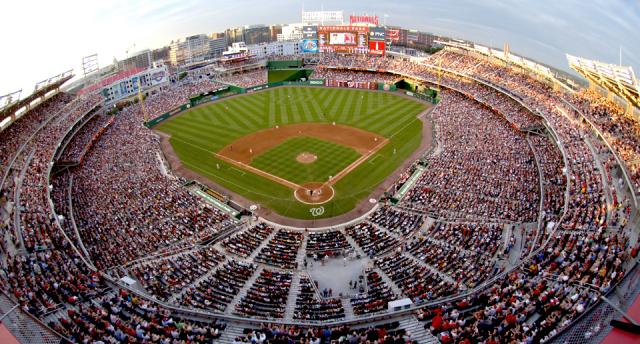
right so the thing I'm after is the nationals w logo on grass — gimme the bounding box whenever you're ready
[309,207,325,217]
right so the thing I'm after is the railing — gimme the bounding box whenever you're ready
[547,261,640,343]
[0,291,67,344]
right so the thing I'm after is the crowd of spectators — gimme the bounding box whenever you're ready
[129,246,225,301]
[345,222,400,257]
[350,269,397,316]
[222,223,274,258]
[233,321,413,344]
[57,113,113,163]
[569,89,640,193]
[50,289,225,343]
[0,92,73,183]
[216,69,268,88]
[376,253,456,304]
[416,229,629,343]
[235,269,292,319]
[426,222,503,258]
[1,93,110,322]
[529,135,567,224]
[404,91,539,222]
[70,98,233,270]
[305,230,351,256]
[143,78,224,119]
[369,206,424,237]
[180,259,256,313]
[294,275,345,321]
[311,68,398,84]
[254,229,303,269]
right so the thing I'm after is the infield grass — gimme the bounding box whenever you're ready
[250,137,360,185]
[156,87,427,220]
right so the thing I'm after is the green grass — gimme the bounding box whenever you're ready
[156,87,427,220]
[250,136,361,185]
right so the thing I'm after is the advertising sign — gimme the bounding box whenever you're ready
[302,25,318,39]
[369,27,385,41]
[387,29,400,42]
[302,39,319,53]
[369,41,386,55]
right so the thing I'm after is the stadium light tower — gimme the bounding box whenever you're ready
[82,54,99,78]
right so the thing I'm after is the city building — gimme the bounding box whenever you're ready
[247,40,301,58]
[169,34,213,66]
[116,49,152,71]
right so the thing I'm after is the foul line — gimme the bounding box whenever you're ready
[214,152,302,190]
[325,138,389,186]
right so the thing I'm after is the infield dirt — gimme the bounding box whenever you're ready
[217,123,386,164]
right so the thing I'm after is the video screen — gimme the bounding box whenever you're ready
[329,32,357,45]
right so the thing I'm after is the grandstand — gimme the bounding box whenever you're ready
[0,9,639,344]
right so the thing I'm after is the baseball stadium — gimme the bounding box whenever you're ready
[0,3,639,344]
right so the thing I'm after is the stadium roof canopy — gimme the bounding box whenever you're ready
[0,70,73,124]
[435,40,556,82]
[567,54,640,108]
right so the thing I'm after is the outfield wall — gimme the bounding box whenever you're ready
[267,60,303,69]
[267,69,313,83]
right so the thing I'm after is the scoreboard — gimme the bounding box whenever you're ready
[314,25,385,55]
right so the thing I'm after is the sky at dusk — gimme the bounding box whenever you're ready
[0,0,638,97]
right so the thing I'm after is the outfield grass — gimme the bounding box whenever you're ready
[156,87,426,220]
[250,137,361,185]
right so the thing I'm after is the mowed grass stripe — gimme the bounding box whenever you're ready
[301,88,324,121]
[368,104,423,134]
[225,100,261,130]
[335,89,355,123]
[199,106,232,127]
[232,97,267,128]
[358,99,416,130]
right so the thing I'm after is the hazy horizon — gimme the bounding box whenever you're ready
[1,0,638,98]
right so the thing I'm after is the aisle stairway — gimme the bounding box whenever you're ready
[283,271,301,321]
[225,265,264,315]
[216,322,246,344]
[398,315,439,344]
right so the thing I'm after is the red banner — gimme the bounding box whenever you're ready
[369,41,385,55]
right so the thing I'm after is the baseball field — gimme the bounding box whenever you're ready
[156,87,428,220]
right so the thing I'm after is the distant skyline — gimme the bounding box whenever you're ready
[1,0,638,98]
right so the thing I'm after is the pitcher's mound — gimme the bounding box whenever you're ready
[296,152,317,164]
[294,182,334,204]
